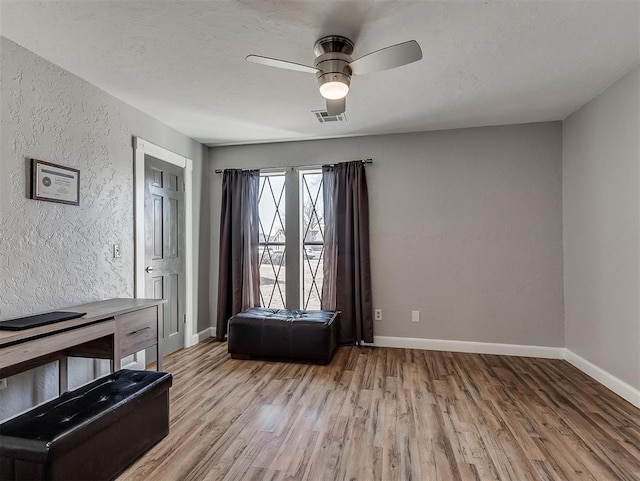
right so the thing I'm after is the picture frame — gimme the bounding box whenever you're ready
[30,159,80,206]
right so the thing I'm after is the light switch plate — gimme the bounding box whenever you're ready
[113,244,122,259]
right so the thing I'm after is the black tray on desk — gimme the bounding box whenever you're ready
[0,311,86,331]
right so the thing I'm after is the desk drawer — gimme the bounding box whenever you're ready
[118,308,157,357]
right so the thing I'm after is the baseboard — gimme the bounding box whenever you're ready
[563,349,640,408]
[190,327,215,346]
[373,335,565,359]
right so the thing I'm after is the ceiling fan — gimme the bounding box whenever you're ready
[246,35,422,116]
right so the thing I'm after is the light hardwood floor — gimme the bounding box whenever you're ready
[118,340,640,481]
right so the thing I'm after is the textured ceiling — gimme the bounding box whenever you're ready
[1,1,639,146]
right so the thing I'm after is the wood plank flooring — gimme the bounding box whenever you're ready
[118,340,640,481]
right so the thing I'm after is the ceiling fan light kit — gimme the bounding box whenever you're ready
[246,34,422,115]
[318,77,350,99]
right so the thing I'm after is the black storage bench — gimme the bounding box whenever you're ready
[0,369,172,481]
[227,307,339,364]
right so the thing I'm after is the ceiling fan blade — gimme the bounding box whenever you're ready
[349,40,422,75]
[326,98,346,116]
[246,55,318,74]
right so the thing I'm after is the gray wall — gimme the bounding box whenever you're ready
[563,65,640,390]
[0,38,210,420]
[209,122,565,346]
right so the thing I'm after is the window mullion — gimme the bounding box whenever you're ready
[285,169,300,309]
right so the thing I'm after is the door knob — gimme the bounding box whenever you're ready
[145,266,154,273]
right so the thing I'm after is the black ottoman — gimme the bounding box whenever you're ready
[0,369,172,481]
[227,307,339,364]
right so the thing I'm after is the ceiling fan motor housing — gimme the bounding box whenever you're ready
[314,36,354,93]
[313,35,354,56]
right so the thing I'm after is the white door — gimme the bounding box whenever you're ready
[144,154,186,356]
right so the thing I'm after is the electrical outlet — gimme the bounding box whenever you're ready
[0,378,7,390]
[374,308,382,321]
[113,244,122,259]
[411,310,420,323]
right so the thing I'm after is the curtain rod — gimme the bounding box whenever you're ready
[214,158,372,175]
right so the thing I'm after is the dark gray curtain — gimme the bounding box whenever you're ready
[216,169,260,340]
[321,161,373,344]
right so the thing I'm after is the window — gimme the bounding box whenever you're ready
[257,169,324,310]
[301,170,324,310]
[258,172,286,309]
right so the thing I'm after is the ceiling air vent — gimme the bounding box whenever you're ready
[313,110,346,123]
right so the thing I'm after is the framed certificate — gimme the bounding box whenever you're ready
[31,159,80,206]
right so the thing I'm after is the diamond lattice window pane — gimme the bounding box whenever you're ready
[259,174,286,309]
[301,171,324,310]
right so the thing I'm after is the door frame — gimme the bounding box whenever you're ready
[133,137,195,350]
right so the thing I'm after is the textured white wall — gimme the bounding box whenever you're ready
[0,38,208,421]
[563,65,640,390]
[209,122,564,347]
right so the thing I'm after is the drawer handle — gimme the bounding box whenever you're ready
[129,326,151,335]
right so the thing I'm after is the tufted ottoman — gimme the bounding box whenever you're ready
[0,369,172,481]
[227,307,339,364]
